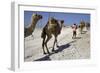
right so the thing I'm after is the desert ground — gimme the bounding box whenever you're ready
[24,26,90,61]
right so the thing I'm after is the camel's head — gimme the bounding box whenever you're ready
[60,20,64,24]
[32,13,43,20]
[49,17,58,24]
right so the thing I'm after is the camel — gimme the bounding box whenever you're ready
[24,14,42,38]
[79,20,85,34]
[85,22,90,30]
[41,17,64,54]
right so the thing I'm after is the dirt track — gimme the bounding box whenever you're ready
[24,27,90,61]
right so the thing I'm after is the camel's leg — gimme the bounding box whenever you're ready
[52,36,58,52]
[56,38,59,47]
[42,36,46,54]
[55,36,59,47]
[80,28,82,34]
[81,28,82,34]
[52,39,56,52]
[44,35,52,54]
[81,27,83,34]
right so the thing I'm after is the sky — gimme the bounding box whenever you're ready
[24,11,90,28]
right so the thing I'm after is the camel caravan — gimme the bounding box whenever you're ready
[78,20,90,34]
[24,13,90,55]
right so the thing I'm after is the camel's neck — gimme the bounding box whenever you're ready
[30,18,39,30]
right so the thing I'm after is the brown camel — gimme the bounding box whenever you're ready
[79,20,85,34]
[24,14,42,38]
[41,17,64,54]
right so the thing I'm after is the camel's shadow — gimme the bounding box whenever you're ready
[81,31,87,34]
[34,55,51,61]
[34,40,76,61]
[54,40,76,53]
[73,37,81,39]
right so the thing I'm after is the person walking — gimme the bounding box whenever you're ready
[71,23,77,39]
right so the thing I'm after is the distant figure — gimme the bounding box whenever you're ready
[71,23,77,39]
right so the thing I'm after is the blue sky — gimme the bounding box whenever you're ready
[24,11,90,28]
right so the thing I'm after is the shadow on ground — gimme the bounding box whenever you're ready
[34,40,76,61]
[34,54,51,61]
[81,31,87,34]
[73,37,81,39]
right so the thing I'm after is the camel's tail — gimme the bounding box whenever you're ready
[41,28,46,38]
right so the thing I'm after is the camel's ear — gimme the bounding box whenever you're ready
[61,20,64,24]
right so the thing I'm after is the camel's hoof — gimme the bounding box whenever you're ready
[47,52,50,54]
[57,45,59,48]
[52,49,55,52]
[43,52,47,54]
[52,49,57,53]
